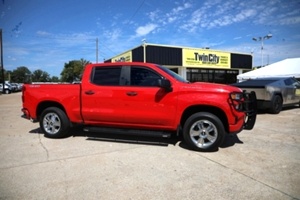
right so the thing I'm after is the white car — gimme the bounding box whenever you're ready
[0,83,12,94]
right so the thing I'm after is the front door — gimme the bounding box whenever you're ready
[120,66,177,129]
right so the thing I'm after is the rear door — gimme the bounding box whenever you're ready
[81,65,127,124]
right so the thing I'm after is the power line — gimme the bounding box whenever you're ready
[128,0,146,22]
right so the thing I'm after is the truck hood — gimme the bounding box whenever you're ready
[181,82,242,93]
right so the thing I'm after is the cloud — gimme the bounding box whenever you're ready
[147,1,193,27]
[103,29,121,41]
[148,9,160,21]
[278,16,300,25]
[172,2,192,13]
[234,36,242,40]
[180,0,300,33]
[183,5,258,31]
[135,23,158,37]
[233,9,257,22]
[36,31,52,36]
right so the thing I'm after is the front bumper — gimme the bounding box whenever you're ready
[242,91,257,130]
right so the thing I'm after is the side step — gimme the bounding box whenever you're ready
[83,126,172,138]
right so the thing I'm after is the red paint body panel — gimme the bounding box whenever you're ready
[22,62,250,134]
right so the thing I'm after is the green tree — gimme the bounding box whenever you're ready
[0,69,10,83]
[60,59,90,82]
[32,69,51,82]
[10,66,31,83]
[50,76,60,82]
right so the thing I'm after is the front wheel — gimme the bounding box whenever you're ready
[183,112,225,151]
[269,95,282,114]
[39,107,70,138]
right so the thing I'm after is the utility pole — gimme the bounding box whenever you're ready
[0,29,4,92]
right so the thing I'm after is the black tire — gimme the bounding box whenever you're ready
[269,95,282,114]
[4,89,10,94]
[183,112,225,151]
[39,107,70,138]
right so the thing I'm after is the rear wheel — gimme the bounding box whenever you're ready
[39,107,70,138]
[269,95,282,114]
[183,112,225,151]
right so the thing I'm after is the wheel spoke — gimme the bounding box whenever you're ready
[44,117,51,123]
[206,133,216,142]
[53,120,60,127]
[198,122,204,130]
[51,115,57,123]
[197,137,205,146]
[206,124,214,133]
[191,129,199,137]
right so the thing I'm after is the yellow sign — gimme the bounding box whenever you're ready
[112,51,132,62]
[182,48,231,68]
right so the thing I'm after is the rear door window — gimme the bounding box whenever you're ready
[91,66,122,86]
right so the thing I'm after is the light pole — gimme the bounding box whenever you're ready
[142,39,146,63]
[252,34,272,67]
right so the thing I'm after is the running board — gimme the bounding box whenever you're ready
[83,126,172,138]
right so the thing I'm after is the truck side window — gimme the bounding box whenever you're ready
[92,67,121,86]
[130,67,161,86]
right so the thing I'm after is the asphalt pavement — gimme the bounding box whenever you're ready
[0,92,299,200]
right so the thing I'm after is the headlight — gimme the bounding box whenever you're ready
[230,93,243,100]
[229,92,244,111]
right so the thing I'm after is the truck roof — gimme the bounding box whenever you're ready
[231,77,294,88]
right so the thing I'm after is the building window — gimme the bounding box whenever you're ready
[187,68,238,84]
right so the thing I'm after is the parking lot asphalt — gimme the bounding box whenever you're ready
[0,92,299,200]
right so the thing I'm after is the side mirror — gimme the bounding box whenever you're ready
[158,79,172,92]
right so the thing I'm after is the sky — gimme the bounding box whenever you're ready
[1,0,300,77]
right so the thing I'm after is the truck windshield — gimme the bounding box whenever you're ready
[157,65,189,83]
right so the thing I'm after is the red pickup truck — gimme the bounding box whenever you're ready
[22,62,257,151]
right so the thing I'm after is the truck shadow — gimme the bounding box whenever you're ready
[220,134,243,148]
[29,127,243,152]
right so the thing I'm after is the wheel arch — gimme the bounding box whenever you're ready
[36,101,67,121]
[272,92,283,100]
[180,105,229,134]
